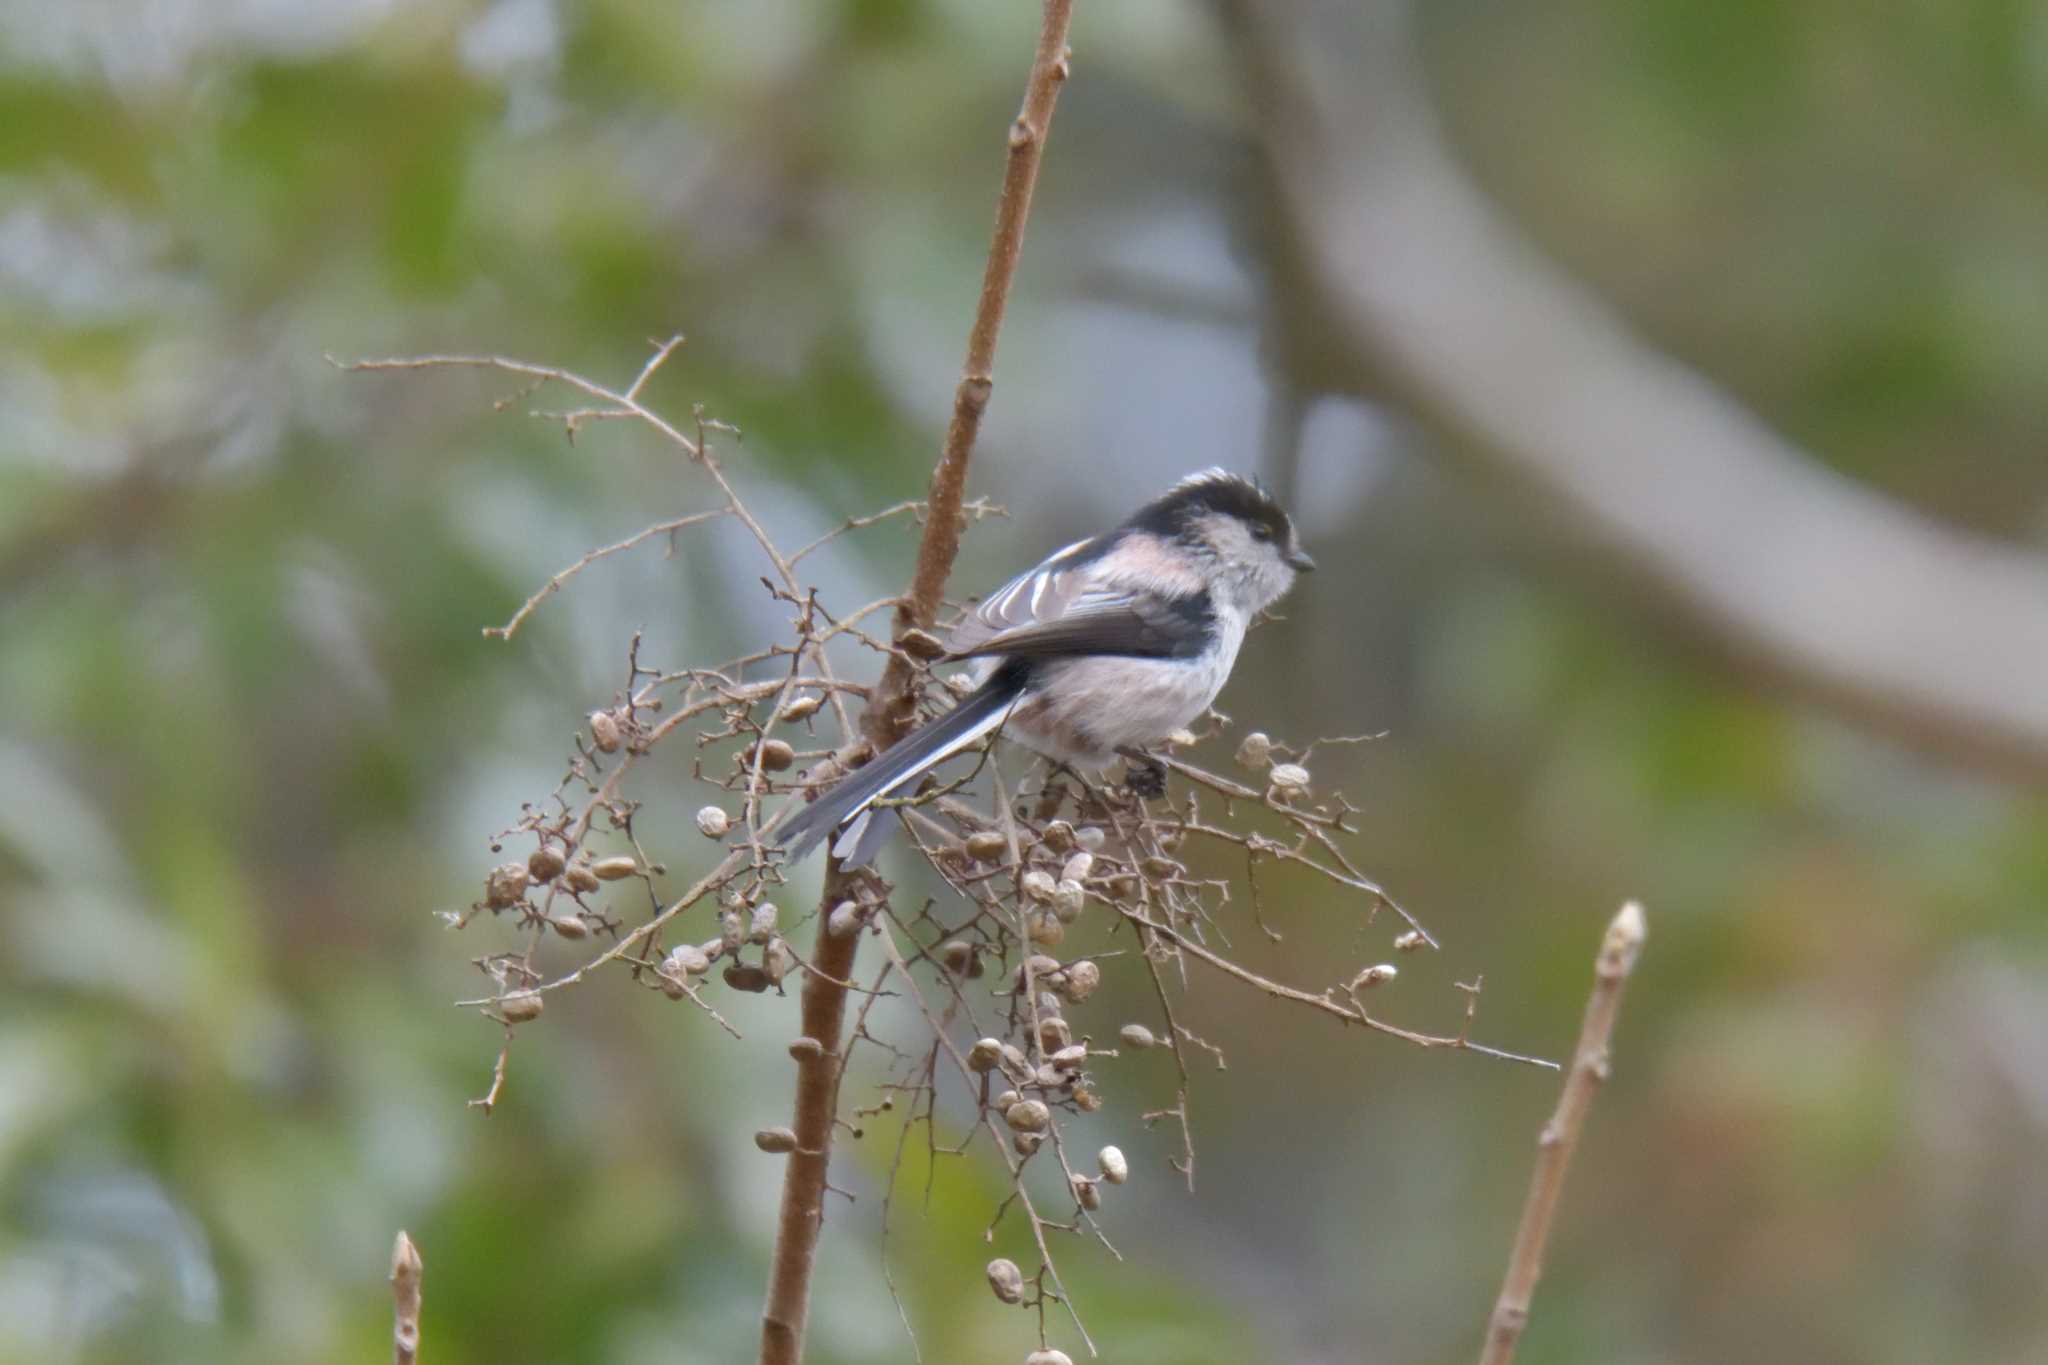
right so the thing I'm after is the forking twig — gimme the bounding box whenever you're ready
[484,507,732,640]
[1121,906,1556,1069]
[1476,901,1647,1365]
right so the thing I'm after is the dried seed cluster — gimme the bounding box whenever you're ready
[453,601,1444,1365]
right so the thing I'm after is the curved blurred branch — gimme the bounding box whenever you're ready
[1222,0,2048,784]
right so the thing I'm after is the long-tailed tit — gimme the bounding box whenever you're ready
[777,469,1314,864]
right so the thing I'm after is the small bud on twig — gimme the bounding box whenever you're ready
[666,944,712,978]
[986,1257,1025,1305]
[755,1127,799,1154]
[526,845,566,882]
[966,830,1008,862]
[1119,1023,1156,1049]
[1051,879,1086,922]
[1268,762,1311,795]
[484,862,529,909]
[724,963,771,993]
[498,990,543,1023]
[1097,1145,1128,1184]
[1053,959,1100,1002]
[589,709,623,753]
[695,805,732,838]
[1004,1099,1050,1133]
[1016,954,1061,993]
[755,739,796,772]
[898,627,948,661]
[591,855,639,881]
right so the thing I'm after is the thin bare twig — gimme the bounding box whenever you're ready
[787,496,1006,567]
[484,507,732,640]
[759,7,1077,1362]
[390,1230,423,1365]
[1119,905,1557,1070]
[873,921,1098,1357]
[468,1042,509,1114]
[1478,901,1647,1365]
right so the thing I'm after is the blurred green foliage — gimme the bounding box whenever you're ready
[3,2,2046,1364]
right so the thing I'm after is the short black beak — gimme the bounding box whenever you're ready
[1286,548,1316,572]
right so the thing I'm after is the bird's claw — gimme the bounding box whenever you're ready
[1122,754,1168,800]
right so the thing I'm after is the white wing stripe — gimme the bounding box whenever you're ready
[826,698,1017,859]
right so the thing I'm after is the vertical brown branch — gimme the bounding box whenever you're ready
[390,1230,423,1365]
[759,5,1078,1364]
[1476,901,1647,1365]
[863,0,1077,748]
[758,906,864,1365]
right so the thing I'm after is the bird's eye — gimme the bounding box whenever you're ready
[1250,523,1273,542]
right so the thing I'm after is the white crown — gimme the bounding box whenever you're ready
[1171,467,1251,492]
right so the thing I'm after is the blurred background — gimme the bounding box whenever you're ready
[4,1,2047,1362]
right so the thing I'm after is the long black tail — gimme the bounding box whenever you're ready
[776,665,1025,864]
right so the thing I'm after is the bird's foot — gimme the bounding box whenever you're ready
[1118,748,1168,800]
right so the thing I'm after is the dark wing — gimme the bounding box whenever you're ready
[949,584,1214,663]
[946,536,1099,658]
